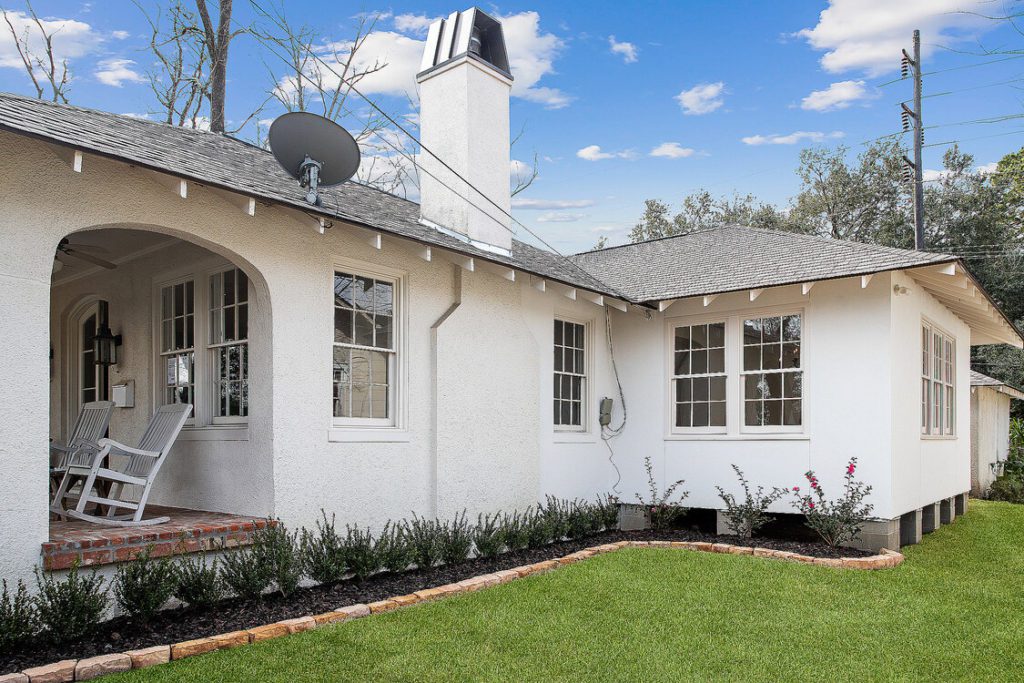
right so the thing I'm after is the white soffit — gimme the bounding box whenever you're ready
[908,263,1022,348]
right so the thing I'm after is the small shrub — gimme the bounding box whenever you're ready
[377,522,415,574]
[407,514,442,569]
[173,551,223,610]
[989,418,1024,503]
[715,465,786,540]
[791,457,874,548]
[636,454,689,531]
[594,493,620,532]
[439,510,474,566]
[989,475,1024,503]
[0,579,38,655]
[564,499,593,541]
[34,561,108,645]
[344,525,381,581]
[501,510,531,552]
[473,512,504,559]
[219,543,272,600]
[255,521,302,597]
[525,507,554,548]
[300,512,347,585]
[541,496,570,542]
[114,546,176,623]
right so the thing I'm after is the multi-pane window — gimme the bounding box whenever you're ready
[80,309,98,405]
[922,323,955,435]
[210,269,249,420]
[554,319,587,428]
[742,314,802,427]
[333,272,395,421]
[673,322,726,428]
[160,280,195,406]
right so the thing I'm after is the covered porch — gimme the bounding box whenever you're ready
[46,225,274,565]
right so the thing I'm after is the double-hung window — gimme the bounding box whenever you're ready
[554,319,587,429]
[333,272,395,423]
[672,322,726,429]
[159,280,195,407]
[922,322,955,435]
[742,315,802,427]
[210,269,249,421]
[157,267,250,428]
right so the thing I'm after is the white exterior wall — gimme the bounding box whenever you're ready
[889,270,971,515]
[971,387,1011,496]
[607,275,899,517]
[0,128,982,582]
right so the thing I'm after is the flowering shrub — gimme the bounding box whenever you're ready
[791,458,874,547]
[636,454,688,531]
[715,465,786,539]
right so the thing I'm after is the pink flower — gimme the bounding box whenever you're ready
[793,486,800,492]
[808,501,815,509]
[847,463,856,475]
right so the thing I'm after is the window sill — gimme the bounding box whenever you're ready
[921,435,958,441]
[665,433,810,442]
[329,428,411,443]
[178,426,249,442]
[552,431,597,444]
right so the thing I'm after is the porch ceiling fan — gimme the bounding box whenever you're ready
[54,238,117,270]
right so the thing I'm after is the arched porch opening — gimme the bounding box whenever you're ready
[45,224,274,569]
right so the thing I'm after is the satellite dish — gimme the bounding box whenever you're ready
[269,112,360,206]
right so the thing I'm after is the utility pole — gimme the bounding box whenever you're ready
[901,30,925,250]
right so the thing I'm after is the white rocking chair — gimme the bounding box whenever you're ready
[50,401,115,500]
[52,403,193,527]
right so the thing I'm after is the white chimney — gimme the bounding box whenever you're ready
[416,8,513,256]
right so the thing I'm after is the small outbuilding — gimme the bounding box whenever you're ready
[970,370,1024,496]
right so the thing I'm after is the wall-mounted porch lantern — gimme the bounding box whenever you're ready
[93,300,122,366]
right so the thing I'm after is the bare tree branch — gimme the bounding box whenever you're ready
[2,1,70,102]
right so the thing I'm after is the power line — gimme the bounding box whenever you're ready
[246,10,617,294]
[876,55,1024,88]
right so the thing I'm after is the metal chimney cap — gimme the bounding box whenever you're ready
[418,8,512,79]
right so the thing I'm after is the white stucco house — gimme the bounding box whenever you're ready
[970,370,1022,496]
[1,9,1021,584]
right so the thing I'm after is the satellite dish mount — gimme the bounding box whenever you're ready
[269,112,361,207]
[299,155,324,206]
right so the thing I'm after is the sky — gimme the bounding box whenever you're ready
[2,0,1023,253]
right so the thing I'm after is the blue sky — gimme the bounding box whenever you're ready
[2,1,1023,253]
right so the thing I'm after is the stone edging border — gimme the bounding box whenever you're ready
[0,540,903,682]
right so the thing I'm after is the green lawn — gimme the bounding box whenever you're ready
[112,500,1024,682]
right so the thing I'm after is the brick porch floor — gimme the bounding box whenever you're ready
[44,506,271,570]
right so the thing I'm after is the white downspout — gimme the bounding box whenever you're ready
[429,265,462,517]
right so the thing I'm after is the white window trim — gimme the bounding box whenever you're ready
[665,306,808,439]
[553,314,593,435]
[329,257,408,436]
[921,317,957,439]
[151,258,251,436]
[667,314,728,435]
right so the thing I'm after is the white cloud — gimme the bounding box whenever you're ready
[797,0,994,76]
[675,82,725,115]
[295,11,569,108]
[650,142,696,159]
[537,212,587,223]
[608,36,638,63]
[741,130,845,146]
[393,14,438,35]
[576,145,636,161]
[0,10,104,71]
[977,161,998,175]
[502,11,571,109]
[95,58,145,87]
[924,161,998,182]
[512,198,595,210]
[111,30,129,40]
[801,80,876,112]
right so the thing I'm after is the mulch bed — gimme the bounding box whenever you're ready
[2,529,871,674]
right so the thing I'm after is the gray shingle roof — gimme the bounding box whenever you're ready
[571,224,956,302]
[0,92,617,298]
[971,370,1024,398]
